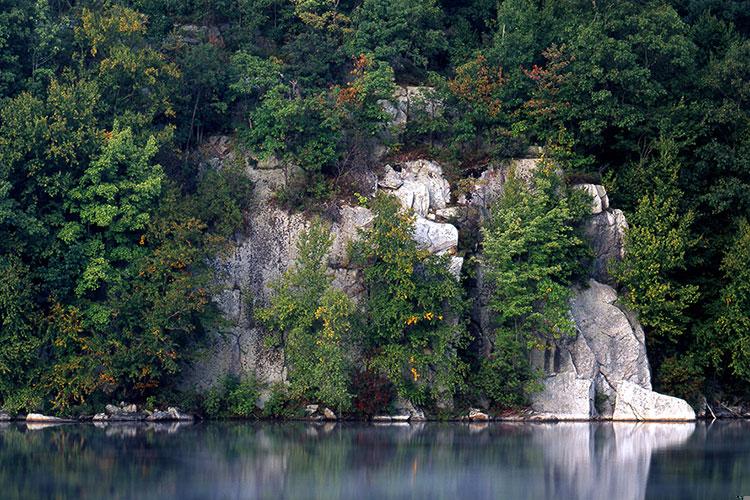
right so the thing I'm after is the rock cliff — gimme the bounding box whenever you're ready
[189,135,694,420]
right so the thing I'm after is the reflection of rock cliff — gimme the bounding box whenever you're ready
[189,133,694,420]
[530,422,696,500]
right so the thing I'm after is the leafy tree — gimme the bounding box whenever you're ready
[353,194,467,409]
[245,84,342,173]
[74,4,180,137]
[348,0,447,76]
[704,219,750,382]
[612,141,700,353]
[257,219,354,412]
[479,162,589,407]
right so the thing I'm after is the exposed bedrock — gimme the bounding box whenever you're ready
[190,136,694,420]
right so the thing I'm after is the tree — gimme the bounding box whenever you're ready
[479,162,589,407]
[704,219,750,382]
[352,194,467,408]
[348,0,446,76]
[257,219,354,412]
[612,140,700,354]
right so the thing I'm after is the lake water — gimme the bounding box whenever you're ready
[0,420,748,499]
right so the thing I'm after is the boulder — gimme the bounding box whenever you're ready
[104,403,144,421]
[122,403,138,414]
[394,398,426,421]
[413,217,458,254]
[400,160,451,211]
[468,408,490,421]
[323,407,337,420]
[92,413,108,422]
[0,412,11,421]
[379,160,452,215]
[565,279,651,417]
[612,381,696,421]
[393,179,431,217]
[168,407,194,421]
[378,165,404,189]
[530,373,595,420]
[145,407,194,422]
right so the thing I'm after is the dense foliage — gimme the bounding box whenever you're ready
[257,220,354,412]
[1,0,750,414]
[478,163,590,408]
[352,194,468,409]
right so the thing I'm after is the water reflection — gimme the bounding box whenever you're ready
[0,420,748,499]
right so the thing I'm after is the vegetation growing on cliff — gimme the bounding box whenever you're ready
[1,0,749,414]
[478,164,590,408]
[257,219,354,413]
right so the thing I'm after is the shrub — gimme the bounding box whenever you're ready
[351,369,396,417]
[201,375,260,418]
[262,383,300,419]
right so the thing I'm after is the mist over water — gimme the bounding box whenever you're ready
[1,420,748,499]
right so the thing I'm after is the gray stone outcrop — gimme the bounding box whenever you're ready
[612,381,696,421]
[530,372,595,420]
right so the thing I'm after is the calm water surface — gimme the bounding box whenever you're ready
[0,420,748,499]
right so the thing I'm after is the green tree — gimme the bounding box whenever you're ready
[479,162,589,407]
[612,141,700,352]
[348,0,446,76]
[257,219,353,412]
[704,219,750,382]
[353,194,467,409]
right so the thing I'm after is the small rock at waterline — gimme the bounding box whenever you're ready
[323,408,337,420]
[0,412,12,421]
[468,409,490,421]
[145,407,194,421]
[26,413,73,422]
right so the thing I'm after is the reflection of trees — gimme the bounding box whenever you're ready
[646,421,750,499]
[0,422,747,499]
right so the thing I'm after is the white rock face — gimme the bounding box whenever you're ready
[189,143,466,393]
[378,165,404,189]
[613,381,696,421]
[583,209,628,284]
[393,179,431,216]
[328,205,374,268]
[383,160,452,216]
[459,157,541,217]
[575,183,610,214]
[379,86,442,128]
[530,279,695,420]
[566,279,652,416]
[530,372,595,420]
[400,160,451,211]
[413,217,458,254]
[379,159,463,277]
